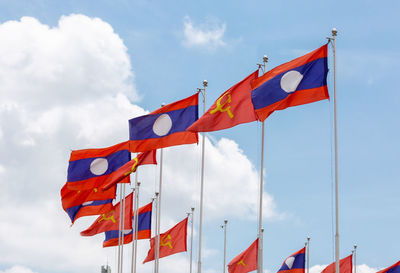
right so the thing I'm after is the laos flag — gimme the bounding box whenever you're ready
[251,44,329,121]
[129,93,198,152]
[278,247,305,273]
[66,141,131,190]
[377,261,400,273]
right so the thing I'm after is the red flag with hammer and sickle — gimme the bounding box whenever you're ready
[187,70,259,132]
[228,238,258,273]
[102,150,157,191]
[143,217,188,263]
[80,192,133,236]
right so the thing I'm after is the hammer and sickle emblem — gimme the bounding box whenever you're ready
[209,91,234,119]
[237,260,246,267]
[98,210,116,223]
[124,158,139,176]
[160,234,173,249]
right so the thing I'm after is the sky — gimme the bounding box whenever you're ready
[0,1,399,273]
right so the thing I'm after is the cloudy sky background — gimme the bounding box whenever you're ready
[0,1,399,273]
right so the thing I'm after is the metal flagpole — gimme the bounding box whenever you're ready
[197,79,208,273]
[130,175,140,273]
[306,237,310,273]
[331,27,340,273]
[155,146,164,273]
[221,220,228,273]
[153,193,159,273]
[257,55,268,273]
[121,184,126,273]
[353,245,357,273]
[187,207,195,273]
[118,185,124,273]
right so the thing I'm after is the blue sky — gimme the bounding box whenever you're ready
[0,1,399,273]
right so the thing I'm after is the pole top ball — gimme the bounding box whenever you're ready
[203,80,208,87]
[332,28,338,36]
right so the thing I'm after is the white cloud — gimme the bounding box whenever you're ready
[0,14,279,273]
[182,16,226,50]
[0,265,38,273]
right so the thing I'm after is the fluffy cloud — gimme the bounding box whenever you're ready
[0,265,38,273]
[0,14,279,273]
[182,16,226,50]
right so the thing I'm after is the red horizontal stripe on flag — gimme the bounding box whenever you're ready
[69,141,130,161]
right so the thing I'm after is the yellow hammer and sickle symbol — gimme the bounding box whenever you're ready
[160,234,173,249]
[209,91,234,119]
[124,158,139,177]
[98,210,116,223]
[237,260,246,267]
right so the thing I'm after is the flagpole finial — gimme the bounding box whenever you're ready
[191,207,195,212]
[354,244,357,249]
[263,55,268,63]
[203,80,208,87]
[332,28,338,36]
[224,219,228,224]
[307,236,310,241]
[137,182,141,187]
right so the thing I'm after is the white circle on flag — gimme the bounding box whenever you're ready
[153,114,172,136]
[123,229,132,235]
[280,70,304,93]
[82,201,94,206]
[285,256,295,269]
[90,158,108,175]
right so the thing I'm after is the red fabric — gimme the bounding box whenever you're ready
[102,150,157,191]
[321,255,353,273]
[61,183,116,209]
[102,230,152,248]
[377,260,400,273]
[80,193,133,236]
[187,70,259,132]
[228,238,258,273]
[143,217,188,263]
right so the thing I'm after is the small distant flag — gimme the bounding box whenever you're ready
[102,150,157,191]
[129,93,198,152]
[377,260,400,273]
[321,255,353,273]
[143,217,188,263]
[61,183,116,224]
[103,202,152,247]
[66,141,131,190]
[251,44,329,121]
[80,192,133,237]
[187,70,259,132]
[228,238,258,273]
[277,247,305,273]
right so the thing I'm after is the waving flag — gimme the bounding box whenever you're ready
[321,255,353,273]
[143,217,188,263]
[103,202,152,247]
[187,70,259,132]
[102,150,157,191]
[377,260,400,273]
[81,192,133,236]
[129,93,198,152]
[251,44,329,121]
[228,238,258,273]
[61,183,116,223]
[278,247,305,273]
[67,141,131,190]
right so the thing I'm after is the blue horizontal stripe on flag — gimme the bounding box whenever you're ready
[279,253,305,271]
[135,211,152,231]
[129,105,198,141]
[251,57,328,110]
[66,199,113,222]
[67,150,131,182]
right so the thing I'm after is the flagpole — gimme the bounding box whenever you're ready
[131,176,140,273]
[331,27,340,273]
[154,191,159,273]
[187,207,195,273]
[121,184,126,273]
[307,237,310,273]
[197,79,208,273]
[257,55,268,273]
[353,245,357,273]
[221,219,228,273]
[118,185,123,273]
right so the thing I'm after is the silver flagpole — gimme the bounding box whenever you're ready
[187,207,195,273]
[153,193,159,273]
[156,146,164,273]
[221,220,228,273]
[197,79,208,273]
[306,237,310,273]
[130,175,140,273]
[118,185,124,273]
[331,28,340,273]
[353,245,357,273]
[257,55,268,273]
[121,184,126,273]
